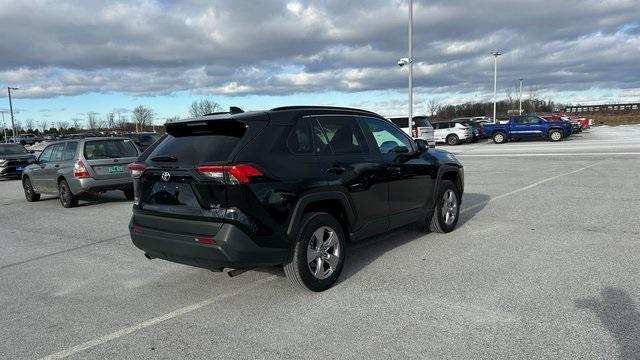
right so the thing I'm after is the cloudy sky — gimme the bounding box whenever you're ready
[0,0,639,127]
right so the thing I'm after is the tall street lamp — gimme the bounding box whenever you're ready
[1,110,8,143]
[491,51,502,123]
[397,0,414,136]
[7,87,18,140]
[519,78,523,115]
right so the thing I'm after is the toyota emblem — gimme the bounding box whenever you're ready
[161,172,171,182]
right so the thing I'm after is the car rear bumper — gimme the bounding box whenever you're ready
[68,176,133,194]
[129,213,289,270]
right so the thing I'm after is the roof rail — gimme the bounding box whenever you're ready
[269,105,380,116]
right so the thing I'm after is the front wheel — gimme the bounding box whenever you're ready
[549,129,563,142]
[426,180,460,233]
[284,212,346,292]
[23,177,41,202]
[58,179,79,208]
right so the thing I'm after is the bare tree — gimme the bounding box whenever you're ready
[71,118,82,130]
[57,121,70,134]
[115,114,128,131]
[87,111,99,130]
[39,119,48,132]
[132,105,154,132]
[505,87,514,108]
[189,98,222,117]
[426,98,441,117]
[24,118,35,131]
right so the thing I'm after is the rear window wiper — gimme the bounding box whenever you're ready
[150,155,178,162]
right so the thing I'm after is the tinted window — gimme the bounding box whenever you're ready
[363,118,413,154]
[64,142,78,161]
[39,146,54,162]
[514,117,526,124]
[312,119,331,155]
[317,116,367,154]
[388,117,409,128]
[0,144,29,155]
[527,116,542,124]
[139,134,160,144]
[414,118,431,127]
[436,122,450,129]
[51,144,64,161]
[84,139,138,160]
[147,121,245,165]
[287,118,313,154]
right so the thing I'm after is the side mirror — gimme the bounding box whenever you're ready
[415,139,429,153]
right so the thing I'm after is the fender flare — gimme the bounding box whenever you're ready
[434,165,464,201]
[285,191,356,238]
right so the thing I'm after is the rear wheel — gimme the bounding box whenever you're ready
[426,180,460,233]
[123,188,134,200]
[58,179,79,208]
[284,212,346,292]
[23,177,40,202]
[492,132,507,144]
[549,129,563,142]
[446,134,459,146]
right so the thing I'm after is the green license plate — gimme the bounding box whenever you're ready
[108,165,124,173]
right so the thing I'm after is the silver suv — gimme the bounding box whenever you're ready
[21,137,140,207]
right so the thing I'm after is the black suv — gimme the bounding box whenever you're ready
[129,106,464,291]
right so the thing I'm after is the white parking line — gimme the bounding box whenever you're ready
[39,275,278,360]
[457,152,640,157]
[460,162,600,215]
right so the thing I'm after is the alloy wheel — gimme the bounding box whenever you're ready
[441,189,458,226]
[306,226,341,280]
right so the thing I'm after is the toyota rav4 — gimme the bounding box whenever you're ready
[128,106,464,291]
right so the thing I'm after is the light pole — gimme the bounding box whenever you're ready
[518,78,523,115]
[491,51,502,123]
[1,111,8,143]
[7,87,18,141]
[408,0,413,133]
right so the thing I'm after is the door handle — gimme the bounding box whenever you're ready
[54,164,59,168]
[326,166,345,175]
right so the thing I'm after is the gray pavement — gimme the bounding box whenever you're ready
[1,125,639,359]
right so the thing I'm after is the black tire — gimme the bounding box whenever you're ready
[549,129,563,142]
[123,188,135,200]
[58,179,79,208]
[284,212,346,292]
[446,134,459,146]
[20,140,26,146]
[492,131,507,144]
[426,180,460,233]
[23,177,40,202]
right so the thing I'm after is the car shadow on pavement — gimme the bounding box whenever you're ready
[575,287,640,360]
[335,192,490,285]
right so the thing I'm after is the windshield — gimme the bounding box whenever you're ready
[84,139,138,159]
[0,144,29,155]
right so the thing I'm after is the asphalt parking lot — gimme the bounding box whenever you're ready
[1,126,639,359]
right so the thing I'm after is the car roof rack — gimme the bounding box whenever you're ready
[269,105,380,116]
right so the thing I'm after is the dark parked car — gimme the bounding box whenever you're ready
[128,106,464,291]
[0,144,36,178]
[124,132,162,152]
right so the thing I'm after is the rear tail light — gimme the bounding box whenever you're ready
[412,128,418,138]
[195,236,216,245]
[128,163,146,178]
[74,160,91,178]
[196,164,262,184]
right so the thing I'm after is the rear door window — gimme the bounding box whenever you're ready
[50,144,64,162]
[64,142,78,161]
[287,118,314,154]
[84,139,138,160]
[316,116,368,154]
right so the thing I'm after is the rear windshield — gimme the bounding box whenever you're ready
[146,120,246,165]
[84,139,138,160]
[0,144,29,155]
